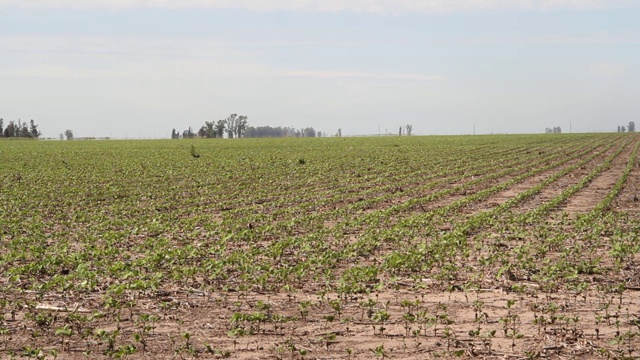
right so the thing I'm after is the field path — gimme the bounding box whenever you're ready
[561,135,640,213]
[611,136,640,214]
[421,138,615,227]
[460,142,608,215]
[506,137,626,214]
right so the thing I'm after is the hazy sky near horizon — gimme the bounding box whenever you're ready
[1,0,639,138]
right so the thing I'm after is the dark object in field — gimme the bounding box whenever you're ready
[298,158,306,164]
[190,145,201,158]
[633,194,639,202]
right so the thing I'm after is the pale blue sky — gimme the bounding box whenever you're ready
[1,1,639,138]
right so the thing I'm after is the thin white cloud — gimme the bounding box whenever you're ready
[283,69,444,82]
[0,64,124,79]
[1,34,444,83]
[438,33,640,47]
[517,33,640,46]
[590,63,629,77]
[0,0,634,12]
[0,34,265,60]
[0,61,445,83]
[4,33,639,60]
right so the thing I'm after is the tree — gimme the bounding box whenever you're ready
[4,121,16,137]
[617,126,621,133]
[17,119,29,138]
[215,119,226,138]
[399,126,403,136]
[239,125,322,138]
[182,127,195,139]
[0,119,41,138]
[236,115,248,138]
[337,128,342,137]
[244,125,290,138]
[64,129,74,140]
[628,121,636,132]
[226,113,238,138]
[171,128,180,139]
[621,126,627,133]
[29,119,40,138]
[406,124,413,136]
[203,121,216,138]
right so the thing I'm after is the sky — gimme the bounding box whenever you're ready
[1,0,639,138]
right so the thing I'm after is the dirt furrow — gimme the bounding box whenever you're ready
[460,145,606,215]
[507,139,624,214]
[560,137,639,214]
[418,140,612,226]
[613,146,640,214]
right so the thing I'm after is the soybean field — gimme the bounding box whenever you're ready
[1,133,640,359]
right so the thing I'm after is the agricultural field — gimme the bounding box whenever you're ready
[1,133,640,359]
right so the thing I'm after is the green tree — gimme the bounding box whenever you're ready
[226,113,238,138]
[628,121,636,132]
[204,121,216,138]
[4,121,16,137]
[18,120,30,137]
[215,119,226,138]
[182,127,195,139]
[64,129,74,140]
[29,120,40,138]
[236,115,248,138]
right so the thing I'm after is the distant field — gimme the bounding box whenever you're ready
[1,134,639,359]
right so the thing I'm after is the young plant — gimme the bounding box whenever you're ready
[55,325,73,352]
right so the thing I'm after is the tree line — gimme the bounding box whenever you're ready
[0,118,40,138]
[245,126,321,138]
[617,121,636,133]
[544,127,562,134]
[172,113,249,139]
[172,113,322,139]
